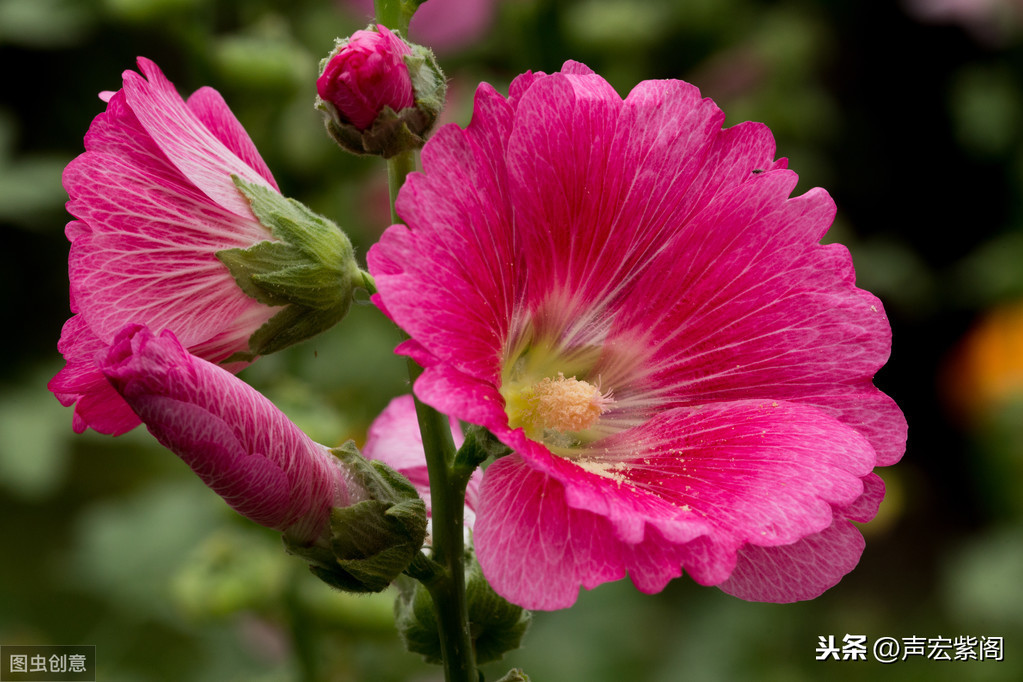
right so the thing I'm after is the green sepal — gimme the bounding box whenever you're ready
[455,425,512,472]
[284,441,428,594]
[395,552,531,665]
[329,498,427,592]
[405,43,445,119]
[394,575,445,664]
[330,440,420,502]
[465,556,532,664]
[494,670,531,682]
[216,176,362,360]
[235,299,348,362]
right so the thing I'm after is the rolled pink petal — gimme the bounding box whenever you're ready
[368,61,908,609]
[50,57,283,435]
[101,324,361,545]
[317,25,414,130]
[363,394,480,530]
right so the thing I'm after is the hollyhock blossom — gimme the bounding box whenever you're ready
[317,25,414,130]
[368,61,908,609]
[363,394,482,532]
[101,324,361,545]
[50,57,356,436]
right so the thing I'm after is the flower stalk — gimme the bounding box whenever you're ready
[374,0,421,36]
[375,0,478,672]
[406,358,477,682]
[387,162,477,682]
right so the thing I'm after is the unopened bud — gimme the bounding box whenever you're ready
[316,24,446,158]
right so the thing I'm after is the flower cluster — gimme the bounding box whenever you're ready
[51,31,904,644]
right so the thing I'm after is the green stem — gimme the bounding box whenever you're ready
[374,0,414,34]
[408,360,477,682]
[384,138,478,682]
[386,150,416,225]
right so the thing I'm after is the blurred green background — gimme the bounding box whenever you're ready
[3,0,1023,679]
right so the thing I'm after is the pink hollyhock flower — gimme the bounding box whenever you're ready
[363,394,481,533]
[101,324,360,545]
[368,61,908,609]
[317,25,415,131]
[51,58,282,435]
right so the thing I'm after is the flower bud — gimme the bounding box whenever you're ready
[316,24,446,158]
[102,323,430,592]
[100,324,362,546]
[395,551,531,665]
[317,24,414,130]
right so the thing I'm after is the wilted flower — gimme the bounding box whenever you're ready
[50,58,360,435]
[101,324,361,545]
[369,61,907,609]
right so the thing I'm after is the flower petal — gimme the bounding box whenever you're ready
[476,400,876,605]
[368,82,518,384]
[63,87,275,349]
[612,172,906,465]
[186,86,279,191]
[475,456,628,610]
[716,518,866,602]
[123,57,275,217]
[48,314,141,435]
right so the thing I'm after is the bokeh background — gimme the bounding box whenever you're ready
[2,0,1023,679]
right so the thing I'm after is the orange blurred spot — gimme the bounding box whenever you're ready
[945,299,1023,420]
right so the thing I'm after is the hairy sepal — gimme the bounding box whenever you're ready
[285,441,428,593]
[217,176,360,360]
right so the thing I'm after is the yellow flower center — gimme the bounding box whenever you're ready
[505,372,614,443]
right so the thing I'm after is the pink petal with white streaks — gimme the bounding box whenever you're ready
[122,57,275,217]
